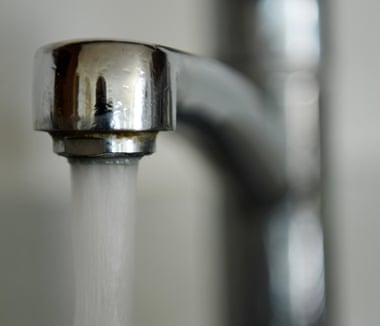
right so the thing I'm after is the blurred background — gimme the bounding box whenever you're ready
[0,0,378,325]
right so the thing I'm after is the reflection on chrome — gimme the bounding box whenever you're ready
[288,202,325,325]
[217,0,325,324]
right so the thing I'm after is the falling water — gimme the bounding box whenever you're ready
[70,158,139,326]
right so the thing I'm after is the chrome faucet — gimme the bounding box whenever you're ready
[33,1,325,325]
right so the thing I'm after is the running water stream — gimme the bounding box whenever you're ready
[70,159,139,326]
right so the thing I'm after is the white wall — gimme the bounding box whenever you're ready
[329,0,380,325]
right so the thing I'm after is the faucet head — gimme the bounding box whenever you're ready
[33,40,175,157]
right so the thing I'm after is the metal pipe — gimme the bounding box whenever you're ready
[216,0,326,325]
[33,40,284,198]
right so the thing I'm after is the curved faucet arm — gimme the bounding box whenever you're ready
[33,40,285,200]
[172,52,286,202]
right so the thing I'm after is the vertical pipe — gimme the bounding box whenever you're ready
[216,0,325,325]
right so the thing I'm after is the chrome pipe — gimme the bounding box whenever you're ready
[216,0,326,325]
[34,40,284,196]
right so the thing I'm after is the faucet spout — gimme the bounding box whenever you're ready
[34,39,284,197]
[34,41,175,157]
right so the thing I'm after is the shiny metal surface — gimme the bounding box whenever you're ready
[217,0,325,325]
[34,40,283,197]
[52,132,157,157]
[34,41,174,132]
[34,40,174,156]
